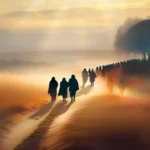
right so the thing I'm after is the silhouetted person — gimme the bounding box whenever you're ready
[82,69,88,87]
[99,66,102,72]
[88,69,91,74]
[68,75,79,101]
[58,78,69,101]
[98,66,102,76]
[89,69,97,87]
[48,77,58,101]
[96,67,99,74]
[102,66,105,77]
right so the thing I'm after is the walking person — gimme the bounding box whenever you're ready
[68,75,79,102]
[89,69,97,87]
[58,78,69,101]
[48,77,58,101]
[82,69,88,87]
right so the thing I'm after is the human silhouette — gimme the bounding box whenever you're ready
[96,66,100,76]
[89,69,97,87]
[88,69,91,74]
[98,66,102,76]
[82,69,88,87]
[102,66,105,77]
[48,77,58,101]
[68,75,79,101]
[99,66,102,72]
[58,78,69,101]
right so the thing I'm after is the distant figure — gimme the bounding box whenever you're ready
[96,67,99,75]
[88,69,91,75]
[58,78,69,101]
[98,66,102,76]
[102,66,105,77]
[68,75,79,101]
[48,77,58,101]
[99,66,101,71]
[89,69,97,87]
[82,69,88,87]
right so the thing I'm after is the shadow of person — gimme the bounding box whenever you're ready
[76,85,93,97]
[29,101,55,120]
[15,101,74,150]
[49,100,74,117]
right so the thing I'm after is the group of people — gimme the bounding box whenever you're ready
[48,58,149,101]
[95,58,150,78]
[82,69,97,87]
[48,75,79,102]
[48,69,98,102]
[92,58,150,94]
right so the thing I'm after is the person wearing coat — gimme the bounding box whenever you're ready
[89,69,97,87]
[58,78,69,101]
[48,77,58,101]
[82,69,88,87]
[68,75,79,101]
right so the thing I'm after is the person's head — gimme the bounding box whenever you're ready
[71,75,75,79]
[62,78,66,82]
[83,68,86,71]
[51,77,55,81]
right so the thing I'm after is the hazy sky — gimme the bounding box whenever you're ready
[1,0,149,13]
[0,0,149,51]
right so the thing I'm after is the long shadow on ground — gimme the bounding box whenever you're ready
[76,85,93,97]
[30,101,55,120]
[15,101,74,150]
[47,95,150,150]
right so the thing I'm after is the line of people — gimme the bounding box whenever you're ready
[95,59,150,78]
[48,75,79,102]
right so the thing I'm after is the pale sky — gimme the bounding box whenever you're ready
[0,0,149,51]
[0,0,150,13]
[0,0,149,28]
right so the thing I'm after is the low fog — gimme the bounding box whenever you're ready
[0,28,115,52]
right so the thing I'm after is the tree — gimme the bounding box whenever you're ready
[116,19,150,60]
